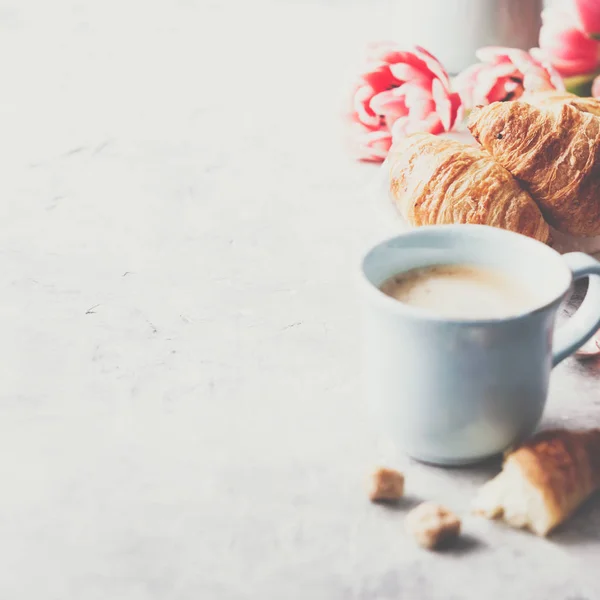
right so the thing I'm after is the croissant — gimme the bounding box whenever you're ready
[468,101,600,236]
[473,429,600,536]
[387,133,550,242]
[523,90,600,117]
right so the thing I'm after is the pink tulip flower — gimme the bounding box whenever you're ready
[538,1,600,77]
[349,43,461,162]
[455,46,564,109]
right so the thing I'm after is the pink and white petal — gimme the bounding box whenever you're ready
[542,53,598,78]
[353,85,380,127]
[356,128,393,162]
[389,62,432,84]
[366,89,391,114]
[405,112,444,135]
[431,78,453,130]
[475,46,517,64]
[407,96,435,121]
[454,63,486,88]
[369,90,408,120]
[504,47,540,71]
[522,67,556,92]
[540,3,585,40]
[455,83,476,109]
[431,85,462,132]
[362,63,399,93]
[530,49,567,90]
[474,71,520,103]
[542,61,566,91]
[447,91,463,130]
[390,116,411,141]
[538,9,600,76]
[575,0,600,37]
[454,63,487,107]
[548,55,598,77]
[347,109,376,127]
[483,61,522,82]
[384,50,431,79]
[470,64,520,101]
[382,104,410,126]
[398,81,433,109]
[413,45,452,86]
[539,18,600,60]
[489,77,524,102]
[551,30,599,75]
[381,46,452,88]
[366,41,403,63]
[504,80,520,93]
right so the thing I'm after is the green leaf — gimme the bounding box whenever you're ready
[564,73,596,96]
[590,32,600,40]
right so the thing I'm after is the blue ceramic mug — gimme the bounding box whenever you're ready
[361,225,600,466]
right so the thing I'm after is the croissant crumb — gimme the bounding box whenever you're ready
[406,502,461,549]
[369,467,405,502]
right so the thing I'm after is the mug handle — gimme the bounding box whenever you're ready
[553,252,600,367]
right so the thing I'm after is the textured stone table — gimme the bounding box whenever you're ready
[0,0,599,598]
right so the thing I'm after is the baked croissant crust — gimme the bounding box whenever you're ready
[523,90,600,117]
[473,429,600,536]
[387,133,550,242]
[468,101,600,236]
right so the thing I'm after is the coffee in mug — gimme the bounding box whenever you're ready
[379,264,538,319]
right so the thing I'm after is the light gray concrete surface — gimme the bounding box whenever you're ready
[0,0,599,598]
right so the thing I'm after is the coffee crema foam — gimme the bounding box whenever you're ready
[379,264,537,319]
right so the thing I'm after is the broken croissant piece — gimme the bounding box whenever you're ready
[473,429,600,536]
[468,101,600,237]
[387,133,550,243]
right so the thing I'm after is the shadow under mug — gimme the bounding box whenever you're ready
[361,225,600,466]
